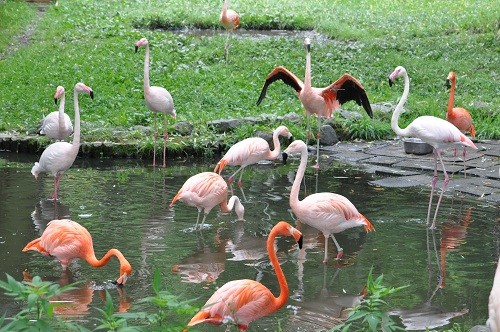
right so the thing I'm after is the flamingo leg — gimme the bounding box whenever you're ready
[199,214,208,229]
[228,166,245,186]
[305,115,311,146]
[152,112,158,167]
[224,30,231,63]
[331,234,343,260]
[323,234,329,264]
[430,149,449,229]
[426,149,438,226]
[462,146,467,178]
[313,116,321,169]
[162,113,168,168]
[194,209,202,228]
[52,173,62,200]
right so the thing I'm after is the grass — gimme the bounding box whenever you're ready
[0,0,36,52]
[0,0,498,158]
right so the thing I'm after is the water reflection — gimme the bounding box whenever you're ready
[22,270,131,318]
[31,199,71,232]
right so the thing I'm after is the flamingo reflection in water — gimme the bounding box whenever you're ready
[22,270,131,317]
[31,199,71,233]
[389,226,468,330]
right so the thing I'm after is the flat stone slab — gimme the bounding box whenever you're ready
[465,165,500,180]
[481,193,500,204]
[392,159,464,174]
[369,174,433,188]
[362,165,420,176]
[330,151,372,163]
[363,155,406,166]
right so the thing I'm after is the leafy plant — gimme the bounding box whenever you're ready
[331,268,409,332]
[94,291,141,332]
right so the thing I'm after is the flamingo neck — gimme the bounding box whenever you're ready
[268,129,284,159]
[304,47,312,89]
[143,43,150,95]
[85,248,128,269]
[72,89,81,151]
[220,195,241,215]
[58,92,66,138]
[447,78,456,113]
[289,144,308,210]
[391,71,410,137]
[267,226,289,308]
[221,0,228,19]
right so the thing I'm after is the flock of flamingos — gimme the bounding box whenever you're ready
[20,0,494,331]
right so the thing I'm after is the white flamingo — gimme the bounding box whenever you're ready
[31,83,93,200]
[40,86,73,141]
[388,66,477,228]
[135,37,176,168]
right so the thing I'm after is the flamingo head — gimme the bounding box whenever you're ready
[54,86,65,105]
[135,38,148,53]
[276,221,303,249]
[75,82,94,99]
[113,261,132,286]
[445,71,456,88]
[388,66,406,87]
[282,139,307,161]
[275,125,293,140]
[304,37,311,52]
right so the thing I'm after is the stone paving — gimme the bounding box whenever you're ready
[317,139,500,204]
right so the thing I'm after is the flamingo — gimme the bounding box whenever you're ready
[40,86,73,141]
[31,82,93,200]
[219,0,240,61]
[170,172,245,229]
[282,140,374,263]
[445,71,476,177]
[388,66,477,229]
[213,125,292,188]
[188,220,303,331]
[256,37,373,168]
[487,257,500,332]
[22,219,132,285]
[135,37,176,168]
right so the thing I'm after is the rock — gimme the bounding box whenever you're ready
[339,109,362,119]
[319,124,338,146]
[207,119,243,133]
[174,121,194,136]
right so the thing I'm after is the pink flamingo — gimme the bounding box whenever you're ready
[170,172,244,229]
[488,257,500,332]
[135,37,176,168]
[219,0,240,61]
[188,221,303,331]
[283,140,374,263]
[257,37,373,168]
[23,219,132,285]
[213,125,292,188]
[32,82,93,200]
[445,71,476,177]
[40,86,73,141]
[388,66,477,229]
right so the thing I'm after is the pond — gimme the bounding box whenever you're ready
[0,151,498,331]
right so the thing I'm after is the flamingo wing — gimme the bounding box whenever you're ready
[222,137,270,166]
[257,66,304,105]
[38,220,91,258]
[324,73,373,118]
[170,172,227,208]
[38,142,75,175]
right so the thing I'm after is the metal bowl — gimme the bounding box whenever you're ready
[403,138,433,155]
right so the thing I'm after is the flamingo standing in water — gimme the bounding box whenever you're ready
[388,66,477,229]
[135,37,176,168]
[214,125,292,189]
[282,140,374,263]
[445,71,475,177]
[219,0,240,61]
[23,219,132,285]
[188,221,303,331]
[170,172,245,229]
[256,37,373,168]
[488,257,500,332]
[40,86,73,141]
[31,82,93,200]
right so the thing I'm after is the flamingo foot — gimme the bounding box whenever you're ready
[237,180,243,188]
[335,249,344,260]
[312,163,320,169]
[227,177,234,185]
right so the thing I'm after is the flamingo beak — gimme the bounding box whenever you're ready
[388,78,394,87]
[297,235,303,249]
[135,45,139,53]
[282,152,288,165]
[89,91,94,100]
[445,79,451,89]
[54,98,58,105]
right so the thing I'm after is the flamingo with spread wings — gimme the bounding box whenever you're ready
[188,221,302,331]
[257,38,373,168]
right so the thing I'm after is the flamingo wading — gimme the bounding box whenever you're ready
[213,125,292,188]
[40,86,73,141]
[283,140,374,263]
[170,172,245,229]
[135,37,176,168]
[188,221,303,331]
[31,82,93,200]
[445,71,475,177]
[388,66,477,229]
[23,219,132,285]
[257,37,373,168]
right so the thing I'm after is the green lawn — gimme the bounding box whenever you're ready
[0,0,498,157]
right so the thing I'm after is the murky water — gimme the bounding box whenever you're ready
[0,152,498,331]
